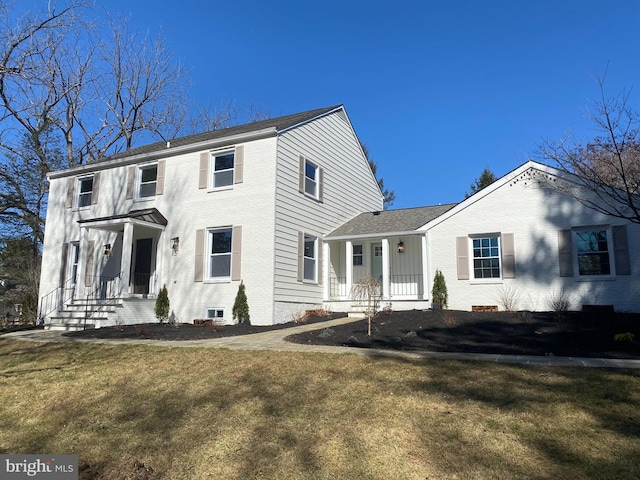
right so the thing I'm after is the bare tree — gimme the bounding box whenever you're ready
[0,1,190,245]
[351,276,381,336]
[538,71,640,223]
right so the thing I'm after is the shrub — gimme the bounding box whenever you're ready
[496,284,520,312]
[318,327,334,339]
[154,285,170,323]
[232,281,250,324]
[614,332,635,342]
[547,288,572,313]
[432,269,448,309]
[291,309,308,324]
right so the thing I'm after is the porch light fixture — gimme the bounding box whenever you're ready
[103,244,112,256]
[171,236,180,253]
[397,240,405,253]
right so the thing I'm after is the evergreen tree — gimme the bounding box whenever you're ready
[465,167,497,198]
[232,281,250,324]
[154,285,170,322]
[431,270,448,309]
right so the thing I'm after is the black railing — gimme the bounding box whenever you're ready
[37,276,77,325]
[83,274,121,329]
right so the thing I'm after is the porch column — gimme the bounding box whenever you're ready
[75,226,88,298]
[120,221,134,296]
[381,238,390,300]
[323,242,330,300]
[345,241,353,299]
[421,233,429,300]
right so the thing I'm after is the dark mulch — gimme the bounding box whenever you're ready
[63,313,343,341]
[287,310,640,359]
[62,309,640,359]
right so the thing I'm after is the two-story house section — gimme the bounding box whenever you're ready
[38,105,384,329]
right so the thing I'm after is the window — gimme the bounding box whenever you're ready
[77,177,93,208]
[576,229,611,275]
[303,234,317,281]
[353,244,363,266]
[208,229,232,278]
[212,151,234,188]
[139,164,158,198]
[472,236,501,279]
[206,308,225,320]
[373,244,383,257]
[304,160,318,197]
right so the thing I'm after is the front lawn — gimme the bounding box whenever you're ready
[0,340,638,479]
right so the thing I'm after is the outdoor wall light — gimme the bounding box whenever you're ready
[103,244,112,256]
[397,240,405,253]
[171,236,180,253]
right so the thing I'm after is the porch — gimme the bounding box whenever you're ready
[324,234,430,309]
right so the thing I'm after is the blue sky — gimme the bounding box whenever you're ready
[99,1,639,208]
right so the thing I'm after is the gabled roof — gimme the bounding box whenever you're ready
[326,204,457,239]
[104,105,343,162]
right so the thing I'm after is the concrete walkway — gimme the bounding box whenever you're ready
[3,316,640,369]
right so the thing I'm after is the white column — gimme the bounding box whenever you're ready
[345,241,353,299]
[75,227,88,298]
[323,242,330,301]
[381,238,390,299]
[421,233,429,300]
[120,221,134,296]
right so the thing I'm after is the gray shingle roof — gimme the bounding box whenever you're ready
[102,105,342,162]
[327,204,458,238]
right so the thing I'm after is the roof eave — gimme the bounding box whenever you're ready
[48,126,277,179]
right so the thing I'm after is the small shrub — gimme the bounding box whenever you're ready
[154,285,170,322]
[346,335,359,345]
[291,310,308,324]
[496,284,520,312]
[518,310,532,324]
[306,308,330,318]
[614,332,635,342]
[432,270,448,309]
[232,281,250,325]
[168,310,178,327]
[405,330,417,338]
[389,336,402,345]
[382,303,393,315]
[135,324,150,337]
[442,310,458,327]
[318,327,334,339]
[351,276,381,336]
[547,288,572,313]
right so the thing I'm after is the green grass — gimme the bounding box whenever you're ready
[0,339,639,479]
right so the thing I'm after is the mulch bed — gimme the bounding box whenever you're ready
[60,309,640,359]
[63,313,342,341]
[286,310,640,359]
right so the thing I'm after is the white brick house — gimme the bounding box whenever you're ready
[324,161,640,313]
[38,109,640,330]
[38,106,384,329]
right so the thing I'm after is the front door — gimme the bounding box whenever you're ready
[371,242,383,284]
[133,238,153,294]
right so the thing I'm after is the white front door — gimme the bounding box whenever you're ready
[371,242,383,283]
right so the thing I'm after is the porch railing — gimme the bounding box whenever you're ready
[329,274,424,300]
[132,272,157,295]
[389,274,424,296]
[37,276,76,324]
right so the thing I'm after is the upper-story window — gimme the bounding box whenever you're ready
[305,160,318,197]
[298,155,323,201]
[575,229,611,275]
[212,151,235,188]
[77,177,93,208]
[139,164,158,198]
